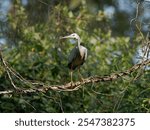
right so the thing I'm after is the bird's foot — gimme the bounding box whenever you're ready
[68,81,74,89]
[70,81,74,86]
[80,77,84,82]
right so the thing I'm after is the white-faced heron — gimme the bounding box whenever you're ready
[60,33,87,83]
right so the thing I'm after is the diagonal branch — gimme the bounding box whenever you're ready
[0,58,150,95]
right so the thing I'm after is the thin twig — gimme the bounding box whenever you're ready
[0,50,18,89]
[37,0,48,5]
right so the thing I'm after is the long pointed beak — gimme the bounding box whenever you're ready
[60,35,71,39]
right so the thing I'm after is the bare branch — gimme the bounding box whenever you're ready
[0,58,150,95]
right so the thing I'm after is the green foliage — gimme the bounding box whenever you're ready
[0,0,150,113]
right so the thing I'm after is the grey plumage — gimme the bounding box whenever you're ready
[68,45,87,70]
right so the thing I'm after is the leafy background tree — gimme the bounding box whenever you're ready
[0,0,150,112]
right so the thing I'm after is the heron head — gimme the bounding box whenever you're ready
[60,33,80,40]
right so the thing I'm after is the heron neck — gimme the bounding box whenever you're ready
[77,38,81,53]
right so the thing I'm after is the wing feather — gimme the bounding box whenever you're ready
[68,46,79,64]
[68,45,87,70]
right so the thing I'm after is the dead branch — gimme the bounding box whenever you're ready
[0,58,150,95]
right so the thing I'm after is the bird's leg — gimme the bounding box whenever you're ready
[78,67,84,81]
[70,70,73,86]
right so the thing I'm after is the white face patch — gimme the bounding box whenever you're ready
[71,34,76,37]
[70,33,79,39]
